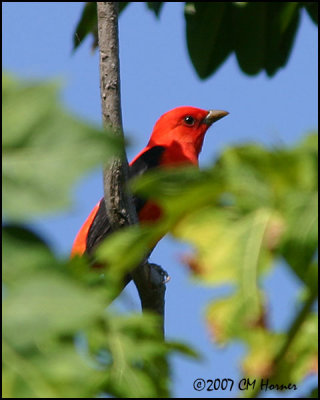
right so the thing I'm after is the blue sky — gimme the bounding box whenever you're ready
[3,2,318,398]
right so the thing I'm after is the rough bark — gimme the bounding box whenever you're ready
[96,2,166,335]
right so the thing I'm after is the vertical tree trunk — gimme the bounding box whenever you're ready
[97,2,137,229]
[96,2,166,336]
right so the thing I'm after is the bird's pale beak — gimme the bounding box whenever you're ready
[203,109,229,125]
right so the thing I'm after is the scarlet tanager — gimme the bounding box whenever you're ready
[71,106,228,260]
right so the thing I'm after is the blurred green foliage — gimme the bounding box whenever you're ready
[2,75,196,398]
[73,2,318,78]
[3,2,318,397]
[2,74,318,397]
[99,132,318,396]
[2,74,122,220]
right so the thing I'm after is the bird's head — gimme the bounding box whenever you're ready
[148,106,228,163]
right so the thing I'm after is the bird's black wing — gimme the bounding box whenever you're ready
[85,146,165,255]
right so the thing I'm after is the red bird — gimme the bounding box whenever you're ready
[71,106,228,259]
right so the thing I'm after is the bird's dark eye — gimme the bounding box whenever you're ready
[184,115,195,126]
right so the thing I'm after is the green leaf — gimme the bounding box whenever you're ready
[94,224,166,299]
[3,222,196,398]
[2,225,106,351]
[206,292,267,345]
[247,312,318,387]
[73,2,98,51]
[264,3,301,76]
[173,207,274,285]
[129,133,318,392]
[2,225,107,397]
[232,2,268,75]
[304,2,318,24]
[73,2,316,78]
[131,133,317,288]
[72,2,131,51]
[2,74,121,220]
[185,2,232,79]
[241,329,283,378]
[3,271,105,350]
[231,3,302,76]
[147,2,164,17]
[2,224,54,285]
[281,192,318,288]
[185,2,308,78]
[119,2,130,14]
[92,312,195,398]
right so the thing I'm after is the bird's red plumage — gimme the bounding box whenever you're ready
[71,106,227,258]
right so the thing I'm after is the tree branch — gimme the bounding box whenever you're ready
[96,2,166,335]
